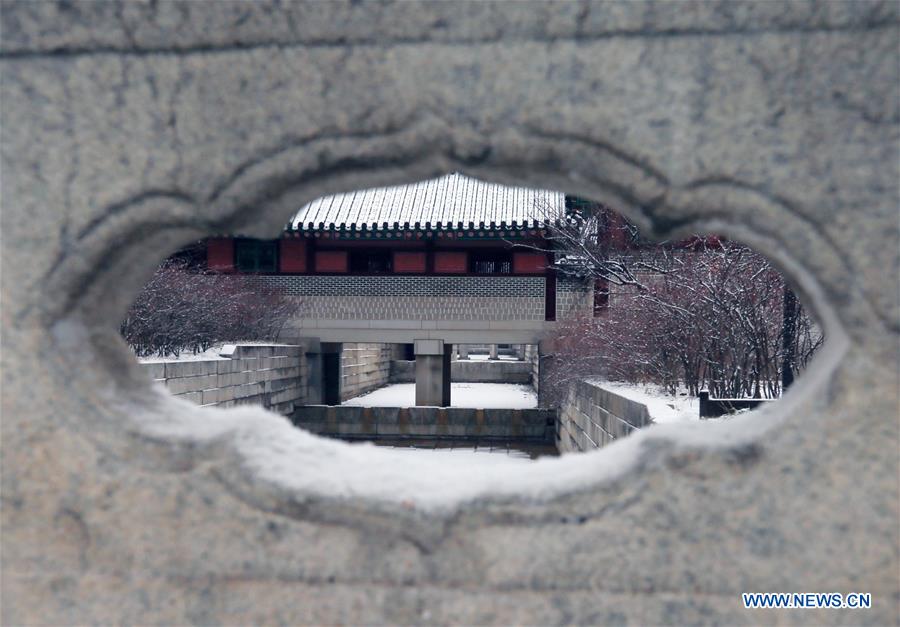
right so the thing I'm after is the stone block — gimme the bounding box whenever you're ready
[269,387,303,405]
[140,362,166,380]
[217,371,251,388]
[165,374,218,395]
[233,382,265,400]
[216,386,236,403]
[164,360,218,379]
[172,390,204,405]
[413,339,443,355]
[4,7,898,625]
[216,359,241,375]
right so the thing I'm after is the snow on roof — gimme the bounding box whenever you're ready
[289,173,566,231]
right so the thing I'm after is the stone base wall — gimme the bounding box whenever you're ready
[340,343,404,401]
[557,380,652,453]
[292,405,556,442]
[525,344,540,398]
[140,344,307,415]
[390,359,532,383]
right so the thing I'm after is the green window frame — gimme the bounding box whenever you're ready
[235,239,277,273]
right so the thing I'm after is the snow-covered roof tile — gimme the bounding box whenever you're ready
[289,173,565,231]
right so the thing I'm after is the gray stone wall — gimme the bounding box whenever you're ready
[3,3,897,625]
[390,358,532,383]
[340,342,402,401]
[293,405,555,442]
[139,344,307,415]
[557,380,652,453]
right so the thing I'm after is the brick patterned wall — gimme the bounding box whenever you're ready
[249,275,549,321]
[139,344,308,415]
[556,276,592,320]
[248,275,544,297]
[241,275,593,323]
[301,296,546,321]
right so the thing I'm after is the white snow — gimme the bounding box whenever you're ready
[290,172,566,230]
[460,354,522,362]
[382,447,534,464]
[137,342,291,363]
[135,381,784,512]
[342,382,537,409]
[589,380,699,424]
[139,345,230,363]
[107,309,847,512]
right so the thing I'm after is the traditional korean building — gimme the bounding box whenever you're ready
[204,173,598,405]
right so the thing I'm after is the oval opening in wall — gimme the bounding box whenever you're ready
[122,173,826,487]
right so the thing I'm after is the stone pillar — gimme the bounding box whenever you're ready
[414,339,451,407]
[442,344,452,407]
[489,344,498,360]
[321,342,343,406]
[515,344,525,360]
[537,339,556,408]
[457,344,469,360]
[303,338,323,405]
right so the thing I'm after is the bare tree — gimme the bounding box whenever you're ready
[121,259,302,358]
[526,198,669,289]
[538,203,824,406]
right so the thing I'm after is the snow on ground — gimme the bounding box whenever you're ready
[342,382,537,409]
[461,355,522,362]
[138,341,290,363]
[139,345,230,363]
[380,446,534,463]
[137,376,780,511]
[591,380,699,424]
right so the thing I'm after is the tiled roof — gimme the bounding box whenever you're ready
[289,173,565,231]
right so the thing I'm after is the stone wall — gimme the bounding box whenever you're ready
[139,344,307,415]
[557,380,652,453]
[340,342,402,401]
[390,359,532,383]
[525,344,541,398]
[292,405,556,442]
[4,3,897,625]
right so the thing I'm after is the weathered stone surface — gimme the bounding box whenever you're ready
[2,2,898,624]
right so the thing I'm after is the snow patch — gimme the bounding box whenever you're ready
[135,383,780,512]
[342,382,537,409]
[137,341,292,363]
[590,380,699,424]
